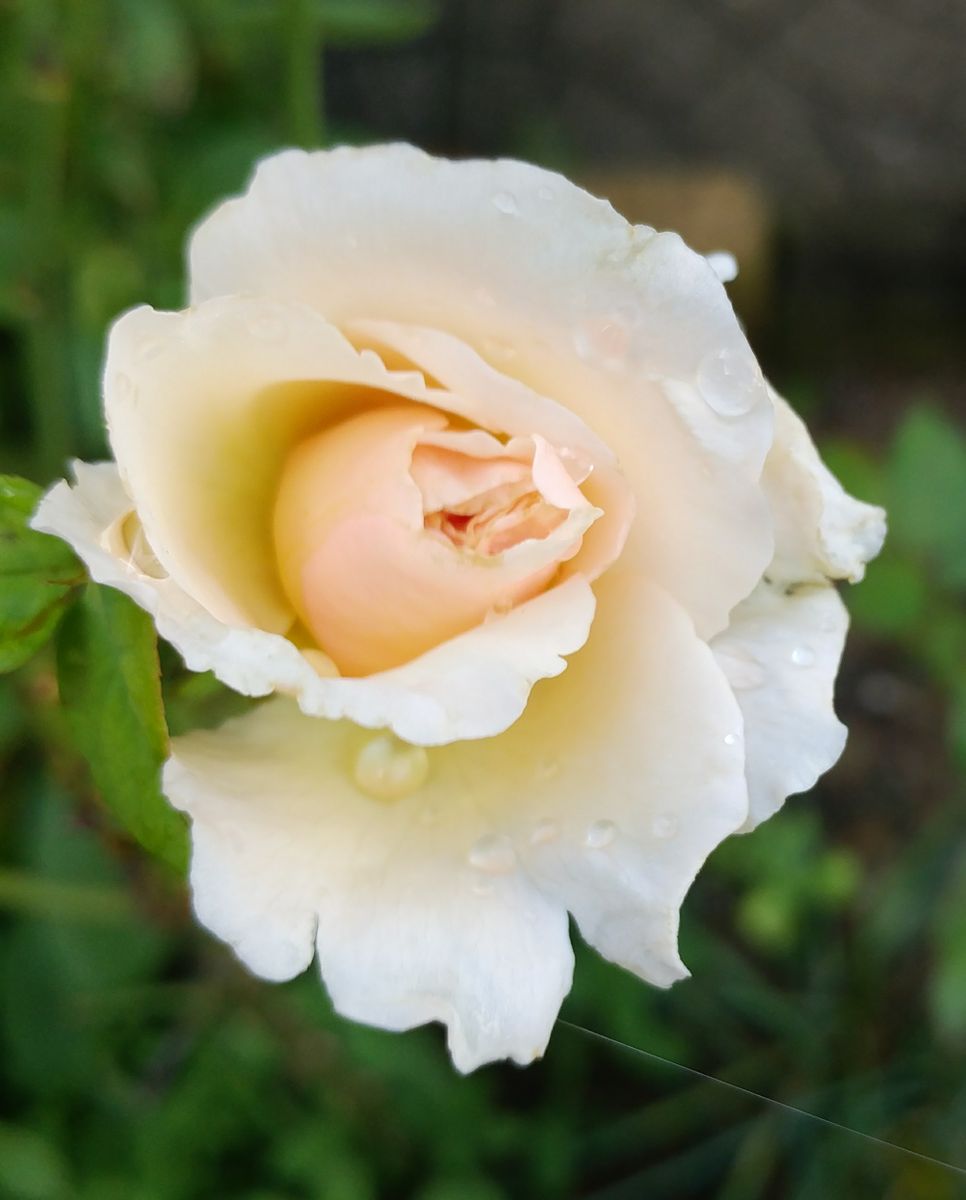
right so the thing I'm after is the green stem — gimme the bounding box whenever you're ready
[283,0,325,147]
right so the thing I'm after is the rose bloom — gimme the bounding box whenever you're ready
[35,146,885,1071]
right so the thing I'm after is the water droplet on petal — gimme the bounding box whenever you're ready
[652,815,677,839]
[468,834,516,874]
[530,818,559,845]
[492,191,518,216]
[353,735,429,800]
[723,732,740,747]
[697,348,762,417]
[791,645,816,667]
[706,251,738,283]
[585,819,617,849]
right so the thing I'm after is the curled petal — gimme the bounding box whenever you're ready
[765,390,886,585]
[103,296,447,634]
[712,581,849,830]
[32,463,595,745]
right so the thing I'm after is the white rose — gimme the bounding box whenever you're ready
[34,145,885,1072]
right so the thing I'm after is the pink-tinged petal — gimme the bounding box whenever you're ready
[712,582,849,830]
[103,296,454,636]
[32,462,597,744]
[188,147,773,636]
[274,405,600,675]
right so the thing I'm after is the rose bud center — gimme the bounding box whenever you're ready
[273,403,601,676]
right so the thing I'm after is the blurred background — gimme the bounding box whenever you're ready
[1,1,965,1197]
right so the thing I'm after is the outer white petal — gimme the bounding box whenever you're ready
[765,390,886,585]
[188,145,775,637]
[163,564,748,1068]
[165,702,573,1072]
[31,462,595,745]
[712,582,849,830]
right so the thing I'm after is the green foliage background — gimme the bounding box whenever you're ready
[1,2,965,1197]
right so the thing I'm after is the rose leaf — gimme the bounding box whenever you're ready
[0,475,83,673]
[56,583,189,875]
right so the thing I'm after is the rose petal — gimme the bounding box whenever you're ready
[32,462,596,744]
[163,565,748,1068]
[764,390,887,585]
[165,702,574,1072]
[188,146,774,636]
[712,581,849,830]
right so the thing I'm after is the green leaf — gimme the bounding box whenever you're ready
[0,475,82,673]
[886,405,966,589]
[56,584,188,874]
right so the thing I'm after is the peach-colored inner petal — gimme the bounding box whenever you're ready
[273,402,603,677]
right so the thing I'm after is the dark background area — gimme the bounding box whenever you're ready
[1,2,965,1198]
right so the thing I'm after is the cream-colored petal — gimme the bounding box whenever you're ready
[103,296,453,635]
[32,462,596,745]
[165,704,573,1072]
[764,390,886,585]
[189,147,774,636]
[712,581,849,830]
[163,564,748,1070]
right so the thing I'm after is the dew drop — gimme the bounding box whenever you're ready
[492,191,518,216]
[696,348,762,417]
[530,818,559,845]
[652,815,677,840]
[790,645,816,668]
[353,735,429,800]
[585,819,617,849]
[706,251,738,283]
[723,732,740,747]
[468,834,516,874]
